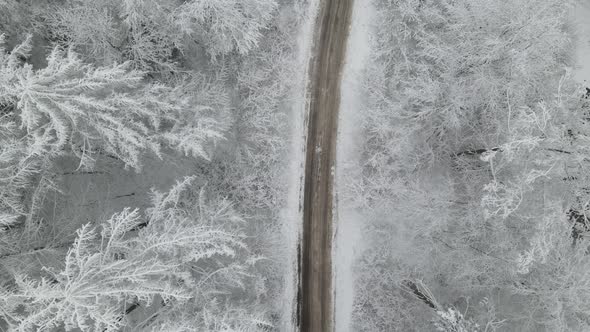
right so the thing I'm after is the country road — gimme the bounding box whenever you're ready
[298,0,353,331]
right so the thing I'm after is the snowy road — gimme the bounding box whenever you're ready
[298,0,353,331]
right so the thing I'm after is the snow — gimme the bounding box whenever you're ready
[50,152,198,240]
[574,0,590,86]
[279,0,320,330]
[333,1,374,331]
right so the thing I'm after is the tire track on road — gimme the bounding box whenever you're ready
[298,1,353,331]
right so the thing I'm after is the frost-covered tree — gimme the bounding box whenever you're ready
[0,34,61,234]
[349,0,590,331]
[175,0,277,58]
[111,0,181,72]
[159,72,230,160]
[366,0,575,165]
[43,1,123,66]
[0,0,301,330]
[43,0,278,68]
[202,6,298,211]
[0,177,268,331]
[1,36,226,170]
[0,0,49,48]
[43,0,180,71]
[2,41,161,170]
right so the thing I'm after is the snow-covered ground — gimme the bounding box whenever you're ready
[280,0,320,330]
[333,1,374,331]
[50,153,197,239]
[574,0,590,85]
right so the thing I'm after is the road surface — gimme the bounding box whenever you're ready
[298,0,353,331]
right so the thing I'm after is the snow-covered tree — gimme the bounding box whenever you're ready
[1,36,227,170]
[175,0,278,57]
[159,72,230,160]
[349,0,589,330]
[43,2,122,65]
[43,0,279,68]
[43,0,180,71]
[366,0,575,165]
[0,0,302,330]
[0,34,62,235]
[0,0,48,48]
[115,0,181,72]
[0,177,268,331]
[3,43,162,170]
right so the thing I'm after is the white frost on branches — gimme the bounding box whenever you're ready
[1,37,226,170]
[434,307,480,332]
[0,177,260,331]
[176,0,278,57]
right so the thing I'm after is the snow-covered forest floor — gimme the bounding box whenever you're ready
[0,0,314,331]
[338,0,590,331]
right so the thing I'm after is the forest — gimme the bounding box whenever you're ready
[0,0,310,330]
[344,0,590,331]
[3,0,590,331]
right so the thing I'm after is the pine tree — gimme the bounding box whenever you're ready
[2,36,160,170]
[1,36,226,170]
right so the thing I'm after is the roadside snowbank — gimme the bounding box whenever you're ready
[280,0,320,330]
[334,1,374,331]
